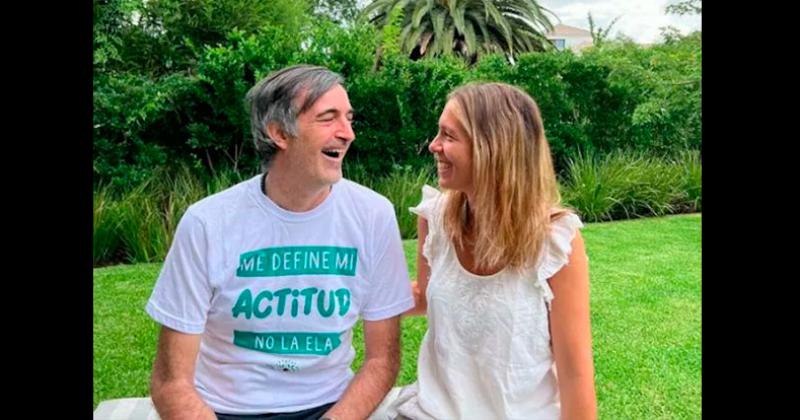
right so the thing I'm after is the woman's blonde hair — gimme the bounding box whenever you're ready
[442,82,567,271]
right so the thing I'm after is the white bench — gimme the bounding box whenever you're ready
[94,398,160,420]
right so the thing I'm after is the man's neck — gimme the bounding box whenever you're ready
[262,169,332,213]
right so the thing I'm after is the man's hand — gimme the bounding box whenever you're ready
[322,316,402,420]
[150,326,217,420]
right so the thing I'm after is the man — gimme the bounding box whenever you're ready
[146,64,414,420]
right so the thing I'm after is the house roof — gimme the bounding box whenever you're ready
[547,24,592,37]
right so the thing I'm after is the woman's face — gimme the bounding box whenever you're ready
[429,100,474,194]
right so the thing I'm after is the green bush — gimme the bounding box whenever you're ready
[97,166,227,265]
[582,33,701,155]
[347,55,468,175]
[93,22,381,186]
[93,72,197,189]
[561,150,698,222]
[95,32,700,186]
[348,164,435,239]
[93,150,700,267]
[93,184,122,265]
[677,149,702,212]
[93,0,311,76]
[115,182,170,263]
[93,162,435,266]
[472,52,633,169]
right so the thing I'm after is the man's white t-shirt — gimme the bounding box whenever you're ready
[146,174,414,414]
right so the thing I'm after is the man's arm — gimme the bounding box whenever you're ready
[150,326,217,420]
[322,316,401,420]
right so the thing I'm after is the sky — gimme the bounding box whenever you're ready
[539,0,701,44]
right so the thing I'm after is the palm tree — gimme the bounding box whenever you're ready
[362,0,556,62]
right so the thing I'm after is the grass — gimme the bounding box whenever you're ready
[94,213,701,418]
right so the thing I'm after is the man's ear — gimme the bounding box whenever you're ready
[266,122,290,150]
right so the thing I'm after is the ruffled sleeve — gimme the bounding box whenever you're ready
[409,185,444,263]
[536,212,584,309]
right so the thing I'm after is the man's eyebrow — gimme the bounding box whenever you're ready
[315,108,354,118]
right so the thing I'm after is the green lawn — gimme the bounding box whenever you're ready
[94,213,701,418]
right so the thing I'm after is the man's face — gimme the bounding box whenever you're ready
[284,84,355,189]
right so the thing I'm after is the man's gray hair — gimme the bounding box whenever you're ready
[246,65,344,171]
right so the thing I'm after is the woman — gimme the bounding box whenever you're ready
[376,82,597,419]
